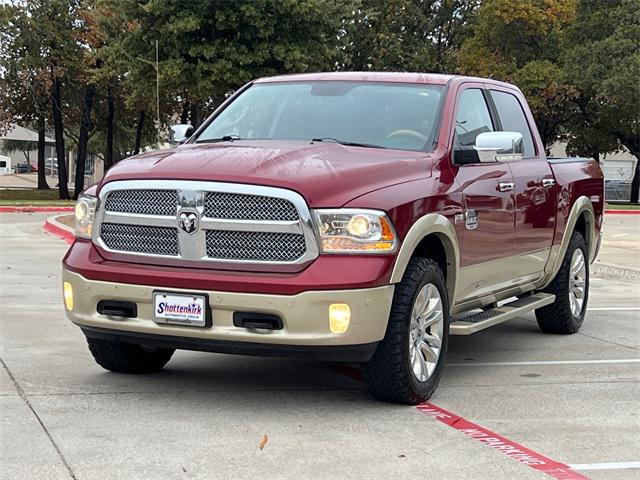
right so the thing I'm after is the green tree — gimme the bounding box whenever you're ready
[563,0,640,201]
[0,3,50,189]
[342,0,479,73]
[1,139,36,163]
[96,0,353,140]
[457,0,578,150]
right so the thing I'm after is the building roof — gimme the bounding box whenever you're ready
[0,124,54,143]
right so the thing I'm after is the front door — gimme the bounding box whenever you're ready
[451,87,517,302]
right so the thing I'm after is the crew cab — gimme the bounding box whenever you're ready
[62,72,604,404]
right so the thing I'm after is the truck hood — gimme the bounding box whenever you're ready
[100,140,433,207]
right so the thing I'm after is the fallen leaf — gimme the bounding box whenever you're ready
[259,434,268,450]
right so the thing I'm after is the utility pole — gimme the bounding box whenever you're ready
[155,39,160,146]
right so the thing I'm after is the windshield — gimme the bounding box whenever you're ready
[195,81,444,152]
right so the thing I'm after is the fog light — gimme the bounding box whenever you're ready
[63,282,74,311]
[329,303,350,333]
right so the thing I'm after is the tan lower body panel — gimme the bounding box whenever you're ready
[62,269,394,347]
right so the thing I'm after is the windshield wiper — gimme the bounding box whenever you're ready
[196,134,241,143]
[311,137,386,149]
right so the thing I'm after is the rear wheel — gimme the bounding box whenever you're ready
[364,258,449,404]
[86,337,174,374]
[536,231,589,334]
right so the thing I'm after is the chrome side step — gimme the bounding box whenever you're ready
[450,293,555,335]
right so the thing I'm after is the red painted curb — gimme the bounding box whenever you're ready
[0,206,74,213]
[605,209,640,215]
[43,218,74,244]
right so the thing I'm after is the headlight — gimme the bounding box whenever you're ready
[313,209,397,253]
[74,194,98,239]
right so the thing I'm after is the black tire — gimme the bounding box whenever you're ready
[536,231,589,334]
[86,337,174,374]
[364,258,449,405]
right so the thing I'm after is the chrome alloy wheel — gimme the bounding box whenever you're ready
[569,249,587,317]
[408,283,444,382]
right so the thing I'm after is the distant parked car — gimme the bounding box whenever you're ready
[605,179,632,202]
[30,164,38,172]
[13,163,31,174]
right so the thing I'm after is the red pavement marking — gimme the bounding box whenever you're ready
[0,206,74,213]
[331,363,588,480]
[43,218,74,244]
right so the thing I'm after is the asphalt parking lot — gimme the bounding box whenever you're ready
[1,213,638,480]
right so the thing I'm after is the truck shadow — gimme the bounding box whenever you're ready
[81,316,555,405]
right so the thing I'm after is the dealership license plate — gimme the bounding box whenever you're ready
[153,292,207,327]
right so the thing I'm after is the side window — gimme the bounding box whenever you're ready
[455,89,494,147]
[490,90,536,157]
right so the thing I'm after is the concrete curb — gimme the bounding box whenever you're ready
[43,215,74,244]
[0,205,74,213]
[39,213,638,283]
[591,261,640,284]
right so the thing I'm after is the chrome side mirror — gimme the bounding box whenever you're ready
[474,131,524,163]
[169,124,195,145]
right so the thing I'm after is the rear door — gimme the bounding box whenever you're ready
[452,86,517,302]
[488,87,556,278]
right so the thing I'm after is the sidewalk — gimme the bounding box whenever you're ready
[0,173,38,189]
[592,213,640,283]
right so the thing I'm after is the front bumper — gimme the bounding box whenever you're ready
[63,269,394,362]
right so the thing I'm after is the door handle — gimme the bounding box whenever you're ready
[498,182,515,192]
[542,178,556,188]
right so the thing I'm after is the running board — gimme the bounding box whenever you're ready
[450,293,555,335]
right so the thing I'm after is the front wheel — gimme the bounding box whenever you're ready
[364,258,449,405]
[536,231,589,334]
[86,337,174,374]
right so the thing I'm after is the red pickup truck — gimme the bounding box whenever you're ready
[63,72,603,404]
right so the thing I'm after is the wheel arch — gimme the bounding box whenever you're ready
[540,196,596,289]
[390,214,459,307]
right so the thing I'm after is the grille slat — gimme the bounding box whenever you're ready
[206,230,306,262]
[204,192,298,221]
[105,190,178,216]
[101,223,179,256]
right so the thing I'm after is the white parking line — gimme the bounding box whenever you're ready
[447,359,640,367]
[588,307,640,311]
[568,461,640,471]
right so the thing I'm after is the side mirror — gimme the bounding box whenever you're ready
[169,124,195,145]
[474,131,524,163]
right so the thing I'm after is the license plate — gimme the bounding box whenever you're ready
[153,292,208,327]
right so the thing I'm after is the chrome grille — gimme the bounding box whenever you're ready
[104,189,178,216]
[94,180,319,269]
[206,230,306,262]
[204,192,298,221]
[100,223,179,256]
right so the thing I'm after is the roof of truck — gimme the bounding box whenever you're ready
[254,71,519,91]
[255,71,456,85]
